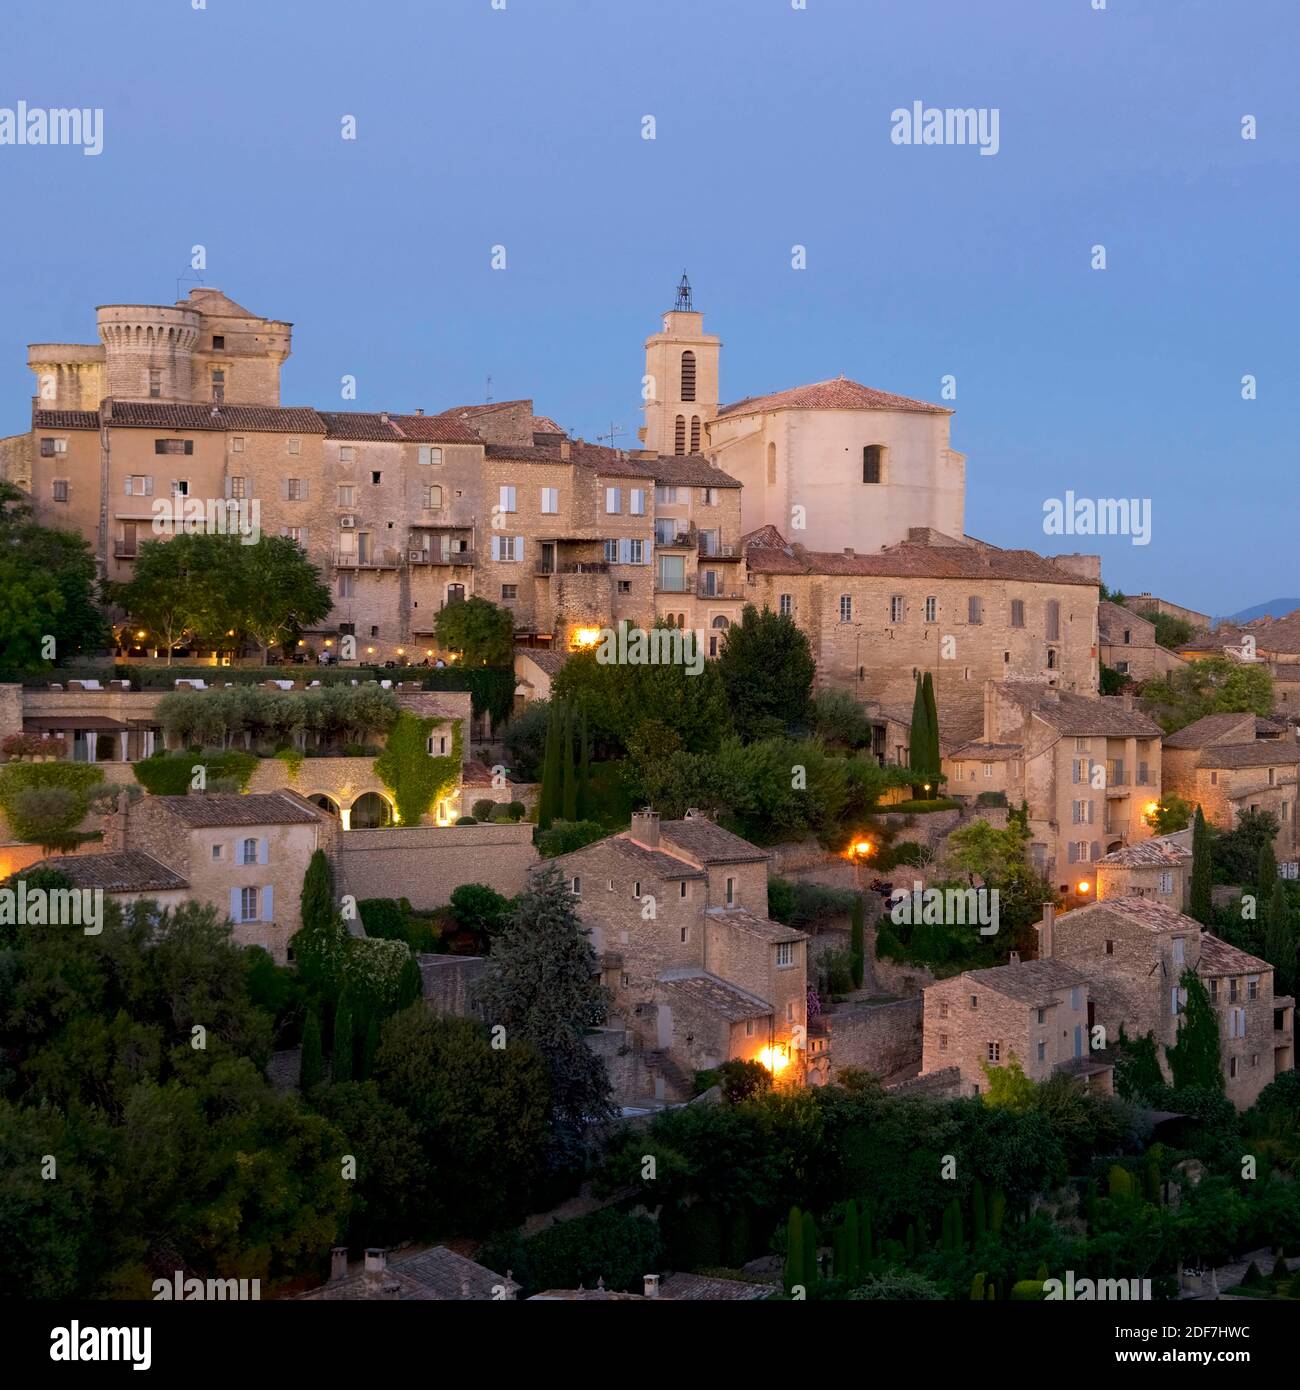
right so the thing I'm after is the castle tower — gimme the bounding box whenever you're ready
[639,273,720,457]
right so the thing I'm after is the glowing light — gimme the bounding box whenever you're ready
[135,630,147,639]
[852,840,873,858]
[572,627,602,649]
[325,640,333,648]
[758,1046,790,1075]
[923,783,931,794]
[1144,802,1160,817]
[1077,880,1091,894]
[297,639,305,647]
[367,647,375,654]
[397,648,405,656]
[425,649,433,657]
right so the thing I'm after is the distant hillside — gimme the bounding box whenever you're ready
[1223,598,1300,624]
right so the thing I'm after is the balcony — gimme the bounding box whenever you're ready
[699,540,742,560]
[536,560,610,576]
[656,524,697,550]
[696,582,745,600]
[331,550,401,570]
[113,542,137,559]
[408,548,475,567]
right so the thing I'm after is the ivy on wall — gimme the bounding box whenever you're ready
[132,749,259,796]
[373,712,462,826]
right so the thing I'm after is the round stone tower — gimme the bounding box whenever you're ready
[96,302,202,401]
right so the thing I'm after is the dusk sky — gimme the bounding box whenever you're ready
[2,0,1295,615]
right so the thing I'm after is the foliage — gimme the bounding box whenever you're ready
[480,1207,663,1298]
[1189,805,1214,924]
[449,883,511,938]
[373,710,461,826]
[1264,874,1297,998]
[2,732,69,759]
[432,595,515,667]
[535,819,607,858]
[1112,1029,1166,1103]
[980,1054,1037,1113]
[850,894,865,990]
[1213,809,1279,886]
[1145,794,1193,835]
[537,698,563,831]
[1141,655,1274,733]
[1136,608,1195,651]
[716,605,815,741]
[811,688,873,749]
[156,684,399,750]
[292,851,352,1005]
[1099,664,1131,696]
[0,760,104,847]
[502,698,551,782]
[767,876,857,931]
[473,862,614,1149]
[132,748,258,796]
[694,1058,773,1103]
[1166,969,1224,1094]
[300,1008,324,1090]
[847,1271,946,1299]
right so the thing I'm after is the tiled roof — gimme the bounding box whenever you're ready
[659,815,769,865]
[319,410,482,444]
[319,411,403,441]
[948,741,1023,761]
[1063,896,1196,935]
[637,454,742,489]
[298,1246,514,1301]
[25,850,188,892]
[514,646,570,676]
[393,689,471,722]
[394,411,482,443]
[1195,743,1300,770]
[1197,933,1271,977]
[659,970,772,1022]
[706,906,806,943]
[744,535,1096,587]
[1163,713,1259,749]
[155,792,322,827]
[607,837,707,880]
[106,401,326,433]
[531,415,566,437]
[1250,610,1300,655]
[1001,685,1164,737]
[718,377,949,418]
[1096,840,1190,868]
[739,523,788,550]
[659,1272,776,1301]
[453,399,531,418]
[963,957,1087,1005]
[33,408,100,430]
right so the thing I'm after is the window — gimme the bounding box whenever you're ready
[1036,1007,1047,1025]
[171,479,189,497]
[1046,648,1058,670]
[890,595,905,623]
[426,732,449,755]
[779,594,793,617]
[1269,767,1277,786]
[1210,771,1218,785]
[680,350,696,402]
[338,445,355,463]
[629,538,644,564]
[862,445,883,483]
[501,584,517,600]
[1123,628,1131,644]
[148,369,162,398]
[1228,1006,1247,1039]
[925,595,937,622]
[240,886,259,922]
[984,763,993,779]
[690,417,701,452]
[970,995,978,1010]
[568,876,581,897]
[1071,986,1083,1010]
[939,1033,949,1051]
[371,471,382,485]
[605,539,619,564]
[1045,600,1061,641]
[725,876,736,907]
[776,941,794,968]
[701,487,716,506]
[231,436,245,454]
[1209,977,1219,1002]
[52,479,69,502]
[674,416,686,455]
[241,837,258,865]
[286,478,303,500]
[987,1041,1001,1063]
[617,580,631,594]
[1248,975,1259,1000]
[839,595,853,623]
[211,844,223,860]
[655,484,678,504]
[1105,939,1114,956]
[679,881,688,898]
[630,488,646,515]
[338,572,354,598]
[492,536,521,562]
[1010,599,1025,628]
[1229,978,1239,1003]
[212,335,225,349]
[1159,871,1174,894]
[680,926,689,943]
[422,485,443,509]
[211,368,225,402]
[155,439,194,455]
[605,486,621,514]
[968,595,983,624]
[284,527,304,546]
[1229,1057,1238,1079]
[288,438,302,455]
[939,1000,949,1020]
[418,446,443,466]
[40,437,67,456]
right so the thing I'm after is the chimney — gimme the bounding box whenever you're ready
[329,1246,349,1282]
[364,1247,387,1279]
[560,440,571,460]
[1039,903,1055,960]
[1122,691,1134,712]
[843,547,855,558]
[644,1274,661,1298]
[414,408,424,416]
[630,809,660,848]
[380,411,389,424]
[1009,950,1020,965]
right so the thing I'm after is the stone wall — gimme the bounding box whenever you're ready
[417,954,489,1019]
[888,1064,965,1099]
[827,996,923,1081]
[338,822,536,908]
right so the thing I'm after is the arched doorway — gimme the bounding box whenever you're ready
[308,794,340,817]
[350,792,393,828]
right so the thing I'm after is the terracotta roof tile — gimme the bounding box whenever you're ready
[1197,933,1271,976]
[1096,840,1190,868]
[107,401,325,433]
[155,792,323,827]
[33,408,100,430]
[718,377,949,418]
[25,850,188,892]
[962,957,1088,1005]
[1001,685,1164,737]
[659,970,772,1021]
[1195,743,1300,770]
[637,454,741,489]
[1163,713,1260,749]
[659,815,769,865]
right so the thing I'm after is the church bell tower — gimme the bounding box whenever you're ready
[639,272,721,457]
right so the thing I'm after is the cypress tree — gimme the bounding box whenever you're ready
[850,894,865,990]
[951,1196,964,1250]
[1167,967,1225,1094]
[576,701,591,822]
[1259,839,1279,913]
[1265,875,1296,998]
[908,673,928,798]
[332,998,354,1083]
[784,1206,804,1293]
[972,1177,987,1242]
[921,671,940,793]
[970,1272,986,1300]
[538,699,562,830]
[1189,804,1213,925]
[361,1013,380,1079]
[801,1211,820,1290]
[561,699,578,822]
[858,1201,873,1267]
[842,1202,860,1286]
[300,1008,323,1091]
[989,1189,1005,1236]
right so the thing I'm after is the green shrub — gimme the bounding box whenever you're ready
[448,883,509,937]
[508,800,526,821]
[480,1208,662,1298]
[535,819,606,858]
[374,711,461,825]
[131,749,258,796]
[890,840,926,866]
[975,791,1007,807]
[1010,1280,1046,1300]
[472,799,497,821]
[456,816,477,825]
[357,898,408,942]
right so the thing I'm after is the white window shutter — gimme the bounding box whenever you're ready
[281,477,289,500]
[491,535,501,561]
[262,885,274,922]
[145,477,154,496]
[1087,801,1095,824]
[124,477,132,495]
[618,538,631,564]
[1067,843,1078,864]
[229,887,241,922]
[299,528,309,548]
[258,837,269,865]
[300,479,309,501]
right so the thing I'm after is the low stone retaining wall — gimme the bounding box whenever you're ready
[827,996,923,1081]
[339,822,536,907]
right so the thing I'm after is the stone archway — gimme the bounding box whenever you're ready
[350,791,394,829]
[308,793,340,817]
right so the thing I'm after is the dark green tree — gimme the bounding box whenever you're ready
[783,1206,804,1293]
[432,595,514,666]
[537,698,563,831]
[332,998,354,1083]
[300,1009,324,1091]
[1189,804,1213,925]
[577,701,591,821]
[561,700,578,822]
[1265,876,1297,999]
[715,604,815,742]
[292,851,350,1004]
[921,671,941,789]
[1166,968,1224,1094]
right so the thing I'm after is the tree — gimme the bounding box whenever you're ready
[981,1054,1037,1112]
[1189,805,1213,924]
[106,535,210,664]
[1145,794,1193,835]
[811,689,872,749]
[448,883,510,938]
[1141,655,1274,733]
[1166,969,1224,1094]
[332,999,354,1083]
[1214,809,1279,887]
[908,673,928,798]
[537,698,563,831]
[715,604,815,742]
[501,698,551,782]
[1258,838,1278,906]
[231,534,332,664]
[577,702,591,821]
[1264,877,1297,999]
[922,671,941,787]
[292,851,350,1004]
[850,894,865,990]
[432,595,514,666]
[0,481,107,669]
[1137,608,1194,650]
[561,700,578,821]
[473,862,615,1147]
[300,1009,324,1091]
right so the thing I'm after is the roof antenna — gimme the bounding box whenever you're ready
[485,374,493,404]
[674,271,693,312]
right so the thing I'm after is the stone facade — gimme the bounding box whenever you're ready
[1098,601,1187,683]
[337,822,536,909]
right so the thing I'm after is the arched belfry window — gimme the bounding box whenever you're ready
[674,415,686,455]
[690,416,701,453]
[680,350,696,402]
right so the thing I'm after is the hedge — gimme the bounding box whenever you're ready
[132,749,259,795]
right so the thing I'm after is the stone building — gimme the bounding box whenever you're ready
[945,681,1163,891]
[1039,898,1293,1110]
[1095,832,1192,910]
[24,848,189,914]
[1161,712,1300,864]
[920,956,1112,1097]
[553,810,809,1102]
[1098,601,1187,683]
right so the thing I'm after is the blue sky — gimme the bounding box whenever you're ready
[1,0,1296,615]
